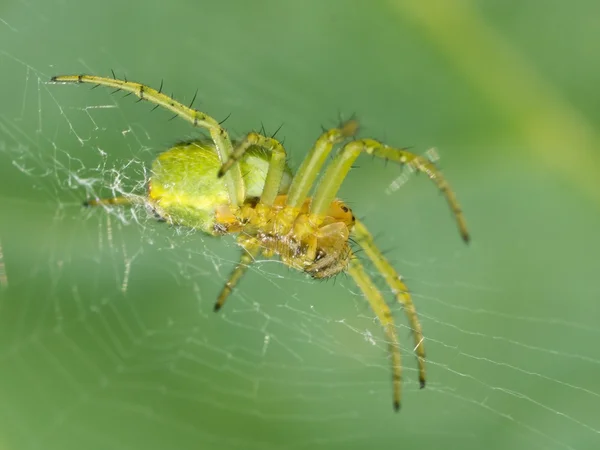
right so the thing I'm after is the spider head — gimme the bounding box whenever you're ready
[305,212,353,279]
[321,200,356,230]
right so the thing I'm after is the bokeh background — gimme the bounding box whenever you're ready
[1,1,599,449]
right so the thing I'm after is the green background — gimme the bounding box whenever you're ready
[1,1,599,449]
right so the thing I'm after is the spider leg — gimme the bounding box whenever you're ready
[353,219,426,388]
[285,119,359,208]
[83,196,132,207]
[347,253,402,411]
[214,240,260,311]
[310,139,470,243]
[50,74,245,207]
[217,132,287,206]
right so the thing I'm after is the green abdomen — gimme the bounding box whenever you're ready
[148,141,291,234]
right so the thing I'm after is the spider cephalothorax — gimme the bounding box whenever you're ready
[51,73,469,411]
[239,196,357,279]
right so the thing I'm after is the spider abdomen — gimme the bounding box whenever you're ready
[148,141,292,234]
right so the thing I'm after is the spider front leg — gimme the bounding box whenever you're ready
[50,74,245,206]
[217,132,287,206]
[353,219,426,388]
[213,239,260,312]
[285,119,359,208]
[310,139,470,243]
[347,254,403,411]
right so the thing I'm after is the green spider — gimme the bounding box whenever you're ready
[50,74,469,411]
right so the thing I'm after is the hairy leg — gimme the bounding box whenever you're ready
[214,240,260,312]
[310,138,469,243]
[50,74,245,206]
[348,254,403,411]
[285,119,358,208]
[83,196,132,207]
[353,219,426,388]
[217,132,287,206]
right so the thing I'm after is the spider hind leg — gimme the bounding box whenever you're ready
[83,196,132,207]
[214,240,260,312]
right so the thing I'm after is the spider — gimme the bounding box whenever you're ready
[50,74,469,411]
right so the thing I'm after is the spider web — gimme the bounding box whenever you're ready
[1,2,600,449]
